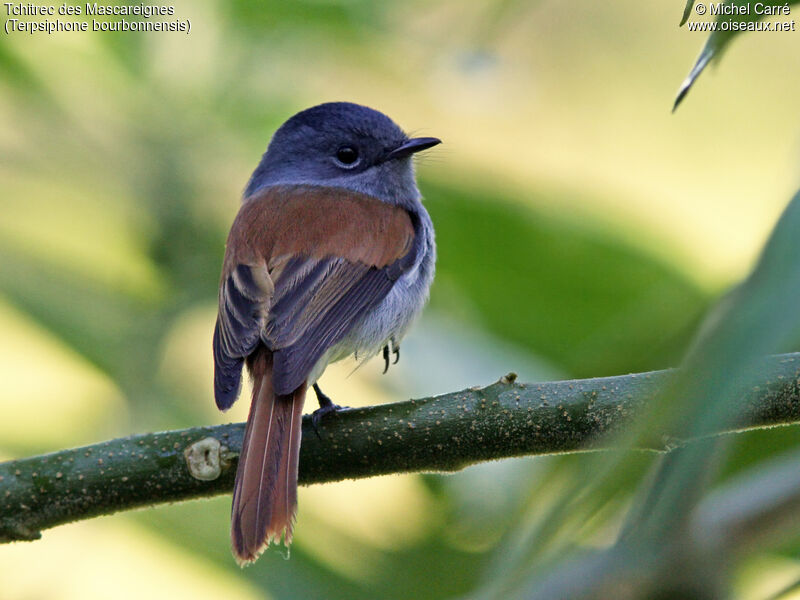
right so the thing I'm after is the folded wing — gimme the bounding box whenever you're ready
[213,184,416,407]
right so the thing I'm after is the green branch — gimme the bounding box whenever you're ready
[3,353,800,543]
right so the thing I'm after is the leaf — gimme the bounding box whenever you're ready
[494,186,800,598]
[680,0,696,26]
[674,0,800,110]
[627,187,800,544]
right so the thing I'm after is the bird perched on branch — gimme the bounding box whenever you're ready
[212,102,440,565]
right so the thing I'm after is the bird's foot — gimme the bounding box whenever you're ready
[382,337,400,374]
[311,383,347,437]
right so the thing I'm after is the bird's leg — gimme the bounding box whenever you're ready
[311,383,345,434]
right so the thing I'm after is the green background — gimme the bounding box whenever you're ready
[2,1,800,598]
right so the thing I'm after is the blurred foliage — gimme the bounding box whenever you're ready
[2,0,800,599]
[426,179,706,376]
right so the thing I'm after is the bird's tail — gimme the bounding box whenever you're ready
[231,348,306,566]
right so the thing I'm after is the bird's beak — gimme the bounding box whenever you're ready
[385,137,441,161]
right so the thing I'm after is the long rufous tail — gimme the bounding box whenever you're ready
[231,349,306,566]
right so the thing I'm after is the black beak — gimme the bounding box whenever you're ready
[385,137,441,161]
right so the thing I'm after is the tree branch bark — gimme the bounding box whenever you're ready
[3,353,800,544]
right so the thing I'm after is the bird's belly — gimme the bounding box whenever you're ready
[307,254,434,384]
[352,280,426,354]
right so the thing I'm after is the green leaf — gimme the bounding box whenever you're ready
[617,187,800,557]
[680,0,697,26]
[486,187,800,598]
[674,0,800,110]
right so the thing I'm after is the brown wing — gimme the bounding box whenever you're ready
[213,184,416,407]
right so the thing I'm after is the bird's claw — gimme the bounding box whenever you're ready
[382,338,400,374]
[311,383,347,438]
[311,402,344,436]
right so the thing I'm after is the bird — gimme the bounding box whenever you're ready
[212,102,440,565]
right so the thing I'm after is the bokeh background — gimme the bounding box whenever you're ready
[2,1,800,598]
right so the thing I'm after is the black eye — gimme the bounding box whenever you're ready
[335,146,359,165]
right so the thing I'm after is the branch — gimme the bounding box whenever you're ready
[3,353,800,543]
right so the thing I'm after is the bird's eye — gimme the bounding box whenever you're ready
[335,146,359,166]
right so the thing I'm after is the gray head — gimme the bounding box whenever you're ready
[244,102,440,208]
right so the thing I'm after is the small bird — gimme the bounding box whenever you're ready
[213,102,440,565]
